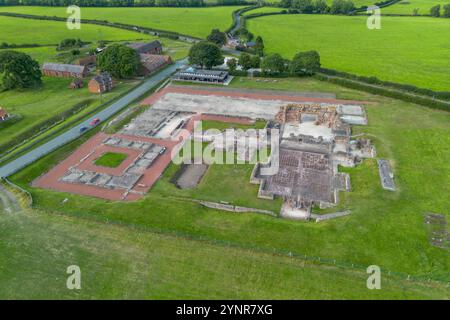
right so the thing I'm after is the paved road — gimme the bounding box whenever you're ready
[0,59,187,178]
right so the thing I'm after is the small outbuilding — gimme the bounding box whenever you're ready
[127,40,163,55]
[88,72,114,94]
[69,78,84,89]
[75,55,96,67]
[0,107,9,121]
[139,54,172,76]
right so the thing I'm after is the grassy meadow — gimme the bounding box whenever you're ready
[382,0,449,15]
[2,208,447,299]
[0,15,151,45]
[0,77,137,152]
[9,77,450,297]
[247,14,450,91]
[0,6,242,38]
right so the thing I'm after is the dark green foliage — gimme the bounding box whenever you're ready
[430,4,441,17]
[261,53,286,74]
[226,58,237,72]
[238,53,260,70]
[0,50,41,91]
[290,50,321,76]
[57,38,83,51]
[443,4,450,17]
[330,0,355,14]
[207,29,227,46]
[188,41,224,69]
[97,44,140,79]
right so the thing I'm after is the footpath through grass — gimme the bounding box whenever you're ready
[10,77,450,290]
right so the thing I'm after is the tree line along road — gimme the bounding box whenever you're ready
[0,59,187,178]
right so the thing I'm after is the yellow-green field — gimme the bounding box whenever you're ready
[0,15,151,45]
[382,0,448,15]
[248,14,450,91]
[0,5,242,38]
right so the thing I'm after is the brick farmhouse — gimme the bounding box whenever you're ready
[88,72,114,94]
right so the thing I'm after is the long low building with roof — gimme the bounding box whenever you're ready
[42,63,88,78]
[173,67,230,84]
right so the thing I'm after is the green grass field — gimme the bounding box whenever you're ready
[0,15,151,45]
[2,209,447,299]
[0,77,137,152]
[94,152,128,168]
[0,6,242,38]
[247,14,450,91]
[9,77,450,300]
[382,0,448,15]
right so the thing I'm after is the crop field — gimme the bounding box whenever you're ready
[9,77,450,300]
[0,6,242,38]
[382,0,448,15]
[0,15,151,45]
[248,14,450,91]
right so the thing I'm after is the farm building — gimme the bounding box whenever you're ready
[42,63,88,78]
[139,54,172,76]
[173,67,229,84]
[127,40,162,55]
[75,55,96,67]
[69,78,84,89]
[0,107,9,121]
[88,72,114,94]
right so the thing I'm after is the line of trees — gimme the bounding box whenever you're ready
[430,4,450,17]
[0,0,249,7]
[278,0,355,14]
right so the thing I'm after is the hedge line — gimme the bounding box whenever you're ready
[319,68,450,101]
[315,73,450,111]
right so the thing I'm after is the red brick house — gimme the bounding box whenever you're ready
[138,54,172,76]
[42,63,88,78]
[127,40,163,55]
[0,108,9,121]
[88,72,114,94]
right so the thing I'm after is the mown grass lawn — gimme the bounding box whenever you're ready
[11,77,450,290]
[247,14,450,91]
[94,152,128,168]
[0,6,242,38]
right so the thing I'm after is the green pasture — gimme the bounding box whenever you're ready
[10,77,450,291]
[382,0,449,15]
[247,14,450,91]
[1,209,447,299]
[0,6,242,38]
[0,15,151,45]
[0,77,137,152]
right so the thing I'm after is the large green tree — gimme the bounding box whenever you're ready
[0,50,41,91]
[290,50,321,76]
[443,4,450,17]
[188,41,224,69]
[430,4,441,17]
[207,29,227,46]
[97,44,141,79]
[261,54,286,74]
